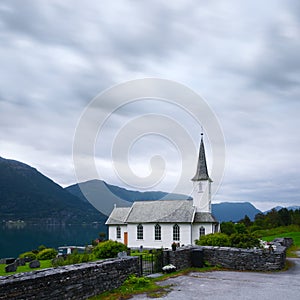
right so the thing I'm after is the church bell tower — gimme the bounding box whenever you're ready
[191,133,212,213]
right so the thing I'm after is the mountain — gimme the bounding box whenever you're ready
[66,181,262,222]
[212,202,261,222]
[66,179,191,216]
[0,156,264,224]
[0,157,106,224]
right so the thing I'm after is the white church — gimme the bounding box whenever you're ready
[106,134,219,248]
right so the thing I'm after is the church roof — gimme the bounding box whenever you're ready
[126,200,194,223]
[105,207,131,225]
[106,200,218,224]
[193,212,218,223]
[191,135,211,181]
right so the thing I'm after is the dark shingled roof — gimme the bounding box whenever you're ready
[191,136,211,181]
[193,212,218,223]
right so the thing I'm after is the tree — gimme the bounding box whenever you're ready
[239,215,252,227]
[278,208,291,226]
[220,222,236,235]
[235,223,247,234]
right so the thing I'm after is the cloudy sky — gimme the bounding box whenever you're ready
[1,0,300,211]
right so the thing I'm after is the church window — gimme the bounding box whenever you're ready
[173,224,180,241]
[137,224,143,240]
[116,226,121,239]
[154,224,161,240]
[199,226,205,238]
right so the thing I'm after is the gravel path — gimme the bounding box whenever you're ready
[131,258,300,300]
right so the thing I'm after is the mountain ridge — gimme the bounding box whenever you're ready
[0,156,106,224]
[2,156,293,224]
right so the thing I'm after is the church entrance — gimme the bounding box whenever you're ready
[138,250,163,275]
[124,232,128,245]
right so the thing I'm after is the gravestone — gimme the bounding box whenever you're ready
[15,258,25,266]
[29,260,40,268]
[5,263,17,273]
[117,251,127,258]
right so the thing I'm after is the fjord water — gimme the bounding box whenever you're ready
[0,223,107,258]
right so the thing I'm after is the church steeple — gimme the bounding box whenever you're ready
[191,133,211,181]
[191,133,212,213]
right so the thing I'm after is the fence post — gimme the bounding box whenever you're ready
[139,255,143,276]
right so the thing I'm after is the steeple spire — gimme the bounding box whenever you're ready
[191,133,211,181]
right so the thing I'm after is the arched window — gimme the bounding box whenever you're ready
[116,226,121,239]
[173,224,180,241]
[199,226,205,238]
[154,224,161,240]
[137,224,143,240]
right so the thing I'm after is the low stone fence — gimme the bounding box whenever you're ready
[163,239,289,272]
[0,256,139,300]
[201,245,286,271]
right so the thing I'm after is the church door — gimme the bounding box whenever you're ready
[124,232,128,246]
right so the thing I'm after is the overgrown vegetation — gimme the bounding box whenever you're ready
[36,248,58,260]
[19,251,36,260]
[51,252,95,267]
[195,232,260,248]
[93,240,127,259]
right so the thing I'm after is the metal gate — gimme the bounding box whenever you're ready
[138,250,163,276]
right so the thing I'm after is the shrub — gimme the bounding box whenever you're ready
[36,248,58,260]
[51,252,94,267]
[38,245,47,252]
[229,233,260,249]
[124,275,150,287]
[19,251,36,260]
[220,222,237,236]
[195,233,231,247]
[93,240,127,259]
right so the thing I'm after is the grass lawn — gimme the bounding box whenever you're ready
[0,260,52,276]
[262,232,300,246]
[262,231,300,258]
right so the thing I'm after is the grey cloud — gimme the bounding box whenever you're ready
[0,0,299,211]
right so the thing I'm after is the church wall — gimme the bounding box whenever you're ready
[191,223,214,243]
[108,225,127,243]
[126,223,192,249]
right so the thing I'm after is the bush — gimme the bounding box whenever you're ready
[36,248,58,260]
[124,275,150,287]
[229,233,260,249]
[195,233,231,247]
[220,222,237,236]
[51,252,94,267]
[93,240,127,259]
[19,251,36,260]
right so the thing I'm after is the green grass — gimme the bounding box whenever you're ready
[255,225,300,239]
[0,260,52,276]
[261,230,300,258]
[262,232,300,246]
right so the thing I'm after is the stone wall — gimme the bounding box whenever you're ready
[0,256,139,300]
[163,247,193,270]
[202,245,286,271]
[163,241,288,272]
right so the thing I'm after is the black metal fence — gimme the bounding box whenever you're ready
[138,250,163,276]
